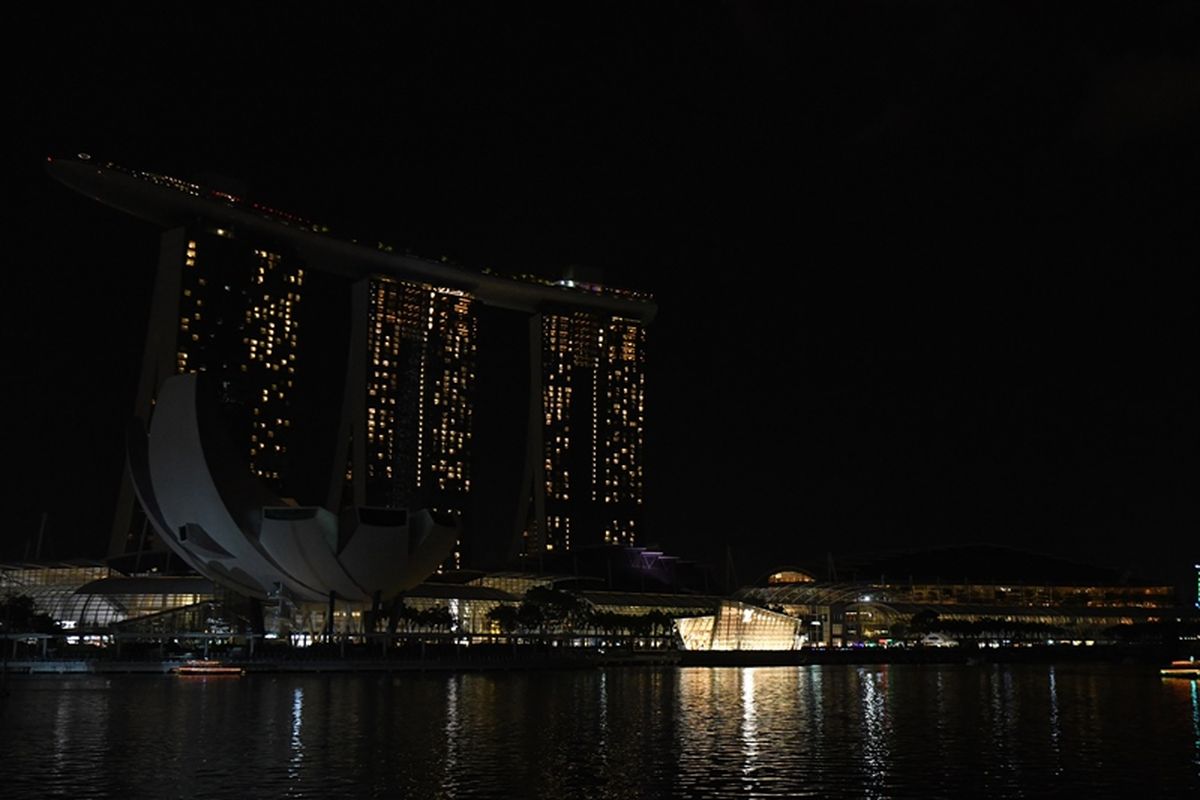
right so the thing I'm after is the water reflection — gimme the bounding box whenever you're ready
[740,667,759,789]
[443,676,459,787]
[933,667,947,762]
[995,666,1020,791]
[289,686,304,781]
[1048,666,1062,776]
[44,678,111,796]
[859,667,890,799]
[3,666,1199,799]
[807,665,823,732]
[52,681,73,774]
[597,669,608,772]
[1192,679,1199,768]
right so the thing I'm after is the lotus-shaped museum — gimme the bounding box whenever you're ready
[128,374,458,603]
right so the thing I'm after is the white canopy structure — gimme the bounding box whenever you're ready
[128,373,457,603]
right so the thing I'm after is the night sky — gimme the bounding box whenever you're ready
[8,5,1198,594]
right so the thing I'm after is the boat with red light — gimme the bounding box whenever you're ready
[171,659,244,677]
[1159,658,1199,678]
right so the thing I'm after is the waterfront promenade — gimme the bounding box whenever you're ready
[2,640,1187,675]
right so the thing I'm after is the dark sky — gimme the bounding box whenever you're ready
[8,4,1198,594]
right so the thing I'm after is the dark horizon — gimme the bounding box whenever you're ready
[8,4,1197,596]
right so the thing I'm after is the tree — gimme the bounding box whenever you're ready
[390,599,415,632]
[516,602,544,633]
[910,610,940,633]
[644,610,675,637]
[418,606,455,632]
[486,604,520,634]
[0,594,60,633]
[522,586,587,632]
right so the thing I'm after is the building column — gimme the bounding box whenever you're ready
[513,313,546,557]
[110,228,189,556]
[327,279,370,511]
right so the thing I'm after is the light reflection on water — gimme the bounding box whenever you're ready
[1047,666,1062,777]
[1194,679,1199,765]
[859,666,890,800]
[1182,676,1200,769]
[1,665,1197,799]
[288,687,303,784]
[740,666,758,789]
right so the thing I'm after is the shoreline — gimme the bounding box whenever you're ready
[2,642,1189,675]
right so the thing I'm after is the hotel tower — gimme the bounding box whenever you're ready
[49,155,654,571]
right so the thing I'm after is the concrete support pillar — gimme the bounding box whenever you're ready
[327,591,336,641]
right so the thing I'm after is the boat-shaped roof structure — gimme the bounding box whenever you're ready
[47,154,656,323]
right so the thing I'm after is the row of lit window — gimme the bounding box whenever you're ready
[603,520,637,546]
[545,515,571,551]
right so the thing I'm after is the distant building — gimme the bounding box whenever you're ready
[520,307,647,555]
[48,155,655,586]
[742,545,1179,645]
[676,602,802,651]
[104,223,483,567]
[337,278,477,567]
[0,561,215,632]
[108,225,313,557]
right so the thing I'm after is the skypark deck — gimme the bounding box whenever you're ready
[47,154,656,322]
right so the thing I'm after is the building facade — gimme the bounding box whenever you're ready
[52,156,655,579]
[112,226,483,572]
[333,277,478,568]
[742,547,1180,646]
[519,309,647,556]
[110,225,314,556]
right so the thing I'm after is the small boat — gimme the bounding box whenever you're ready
[171,659,244,677]
[1159,658,1199,678]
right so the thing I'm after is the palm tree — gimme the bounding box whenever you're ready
[486,604,519,635]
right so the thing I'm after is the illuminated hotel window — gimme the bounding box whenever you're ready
[527,310,645,554]
[362,278,475,541]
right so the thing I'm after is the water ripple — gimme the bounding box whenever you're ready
[1,665,1197,798]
